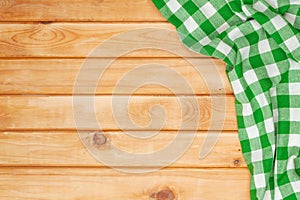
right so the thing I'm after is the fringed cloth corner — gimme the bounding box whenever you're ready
[152,0,300,199]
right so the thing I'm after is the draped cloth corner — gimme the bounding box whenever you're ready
[152,0,300,199]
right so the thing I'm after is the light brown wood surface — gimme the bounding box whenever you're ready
[0,131,245,167]
[0,167,250,200]
[0,96,236,130]
[0,23,203,58]
[0,0,249,199]
[0,0,166,22]
[0,58,232,95]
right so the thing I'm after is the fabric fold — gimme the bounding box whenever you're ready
[152,0,300,199]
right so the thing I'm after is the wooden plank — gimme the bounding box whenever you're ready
[0,96,237,130]
[0,58,231,95]
[0,0,166,22]
[0,131,245,167]
[0,167,250,199]
[0,23,203,58]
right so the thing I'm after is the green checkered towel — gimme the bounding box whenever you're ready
[152,0,300,199]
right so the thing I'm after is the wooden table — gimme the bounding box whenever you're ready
[0,1,249,199]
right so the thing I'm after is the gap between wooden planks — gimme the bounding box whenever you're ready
[0,131,245,168]
[0,167,250,200]
[0,0,249,199]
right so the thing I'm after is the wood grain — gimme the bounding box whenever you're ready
[0,96,237,131]
[0,0,247,199]
[0,131,245,167]
[0,0,166,22]
[0,23,203,58]
[0,58,231,95]
[0,167,250,200]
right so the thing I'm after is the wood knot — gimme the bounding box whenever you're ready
[150,189,175,200]
[41,21,52,24]
[233,159,240,166]
[93,132,107,147]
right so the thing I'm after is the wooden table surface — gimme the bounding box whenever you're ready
[0,0,250,199]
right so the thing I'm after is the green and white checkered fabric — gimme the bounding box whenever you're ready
[152,0,300,199]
